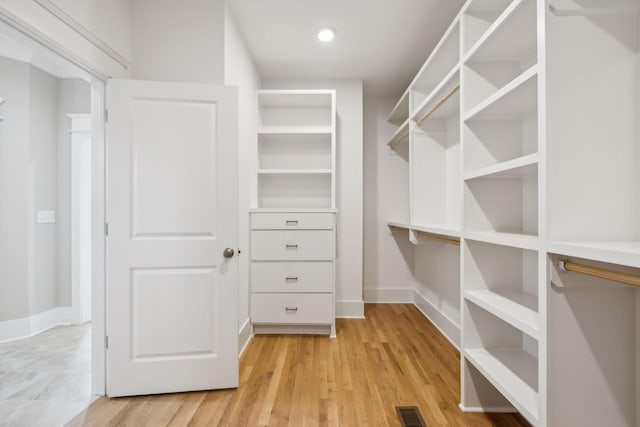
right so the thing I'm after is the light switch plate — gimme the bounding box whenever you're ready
[37,210,56,224]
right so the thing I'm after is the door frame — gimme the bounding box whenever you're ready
[0,8,107,395]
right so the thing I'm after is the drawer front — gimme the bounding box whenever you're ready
[251,262,333,293]
[251,293,333,324]
[251,230,334,261]
[251,213,335,230]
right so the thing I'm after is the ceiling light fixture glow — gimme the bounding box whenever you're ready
[317,27,335,43]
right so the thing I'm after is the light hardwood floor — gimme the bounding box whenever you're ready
[68,304,530,426]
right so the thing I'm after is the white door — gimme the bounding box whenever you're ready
[106,79,238,397]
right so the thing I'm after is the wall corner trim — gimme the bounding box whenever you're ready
[336,300,365,319]
[413,290,460,349]
[238,318,252,357]
[364,287,413,303]
[32,0,131,69]
[0,307,74,343]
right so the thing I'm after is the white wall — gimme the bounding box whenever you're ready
[0,56,90,330]
[56,79,91,307]
[0,57,30,322]
[28,64,59,316]
[363,96,414,302]
[0,0,131,78]
[223,7,261,345]
[261,79,364,317]
[131,0,225,84]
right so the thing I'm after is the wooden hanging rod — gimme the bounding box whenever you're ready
[389,128,410,149]
[416,84,460,126]
[416,230,460,246]
[559,260,640,288]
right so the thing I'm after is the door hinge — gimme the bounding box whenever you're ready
[105,335,109,349]
[105,222,109,236]
[105,109,109,123]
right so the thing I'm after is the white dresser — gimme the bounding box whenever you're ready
[250,211,336,337]
[250,89,337,337]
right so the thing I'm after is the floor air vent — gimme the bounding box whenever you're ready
[396,406,426,427]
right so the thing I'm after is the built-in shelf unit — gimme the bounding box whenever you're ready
[384,0,640,425]
[251,90,337,337]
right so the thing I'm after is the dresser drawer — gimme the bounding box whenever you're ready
[251,262,333,293]
[251,293,333,324]
[251,230,334,261]
[251,212,335,230]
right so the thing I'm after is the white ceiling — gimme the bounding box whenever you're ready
[228,0,465,97]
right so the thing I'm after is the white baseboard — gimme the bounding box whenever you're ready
[0,307,74,343]
[335,300,365,318]
[238,318,253,357]
[364,288,413,303]
[458,403,516,413]
[413,290,460,349]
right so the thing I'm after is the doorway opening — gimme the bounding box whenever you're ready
[0,13,105,427]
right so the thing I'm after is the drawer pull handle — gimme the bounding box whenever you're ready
[285,307,298,312]
[286,244,299,249]
[286,220,299,225]
[285,276,299,281]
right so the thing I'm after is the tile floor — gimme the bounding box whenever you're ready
[0,324,93,427]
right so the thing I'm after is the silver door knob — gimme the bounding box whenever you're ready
[223,248,235,258]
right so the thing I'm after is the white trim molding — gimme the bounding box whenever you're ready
[459,403,517,413]
[413,290,460,349]
[364,287,413,303]
[238,318,253,357]
[32,0,130,69]
[335,300,365,318]
[0,307,75,343]
[0,4,107,80]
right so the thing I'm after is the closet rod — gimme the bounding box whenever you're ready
[416,230,460,246]
[416,84,460,126]
[559,260,640,288]
[389,128,410,149]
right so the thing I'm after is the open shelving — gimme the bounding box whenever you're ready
[387,91,410,126]
[463,240,539,338]
[410,20,460,112]
[463,0,537,113]
[462,0,515,55]
[386,0,640,423]
[464,347,539,424]
[411,70,461,235]
[387,119,410,149]
[255,90,336,210]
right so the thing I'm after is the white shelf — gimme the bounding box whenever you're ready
[464,153,538,180]
[465,290,538,339]
[547,241,640,269]
[464,65,538,121]
[387,91,410,126]
[412,224,461,238]
[387,221,412,231]
[257,169,332,175]
[464,348,539,425]
[257,90,334,108]
[387,119,410,148]
[250,207,338,213]
[548,0,640,16]
[464,231,539,251]
[410,19,460,108]
[258,126,332,135]
[412,65,460,123]
[465,0,536,63]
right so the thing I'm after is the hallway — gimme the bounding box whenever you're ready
[0,324,93,426]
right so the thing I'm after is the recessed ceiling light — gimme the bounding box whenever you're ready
[317,27,335,43]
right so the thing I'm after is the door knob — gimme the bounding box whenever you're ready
[223,248,235,258]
